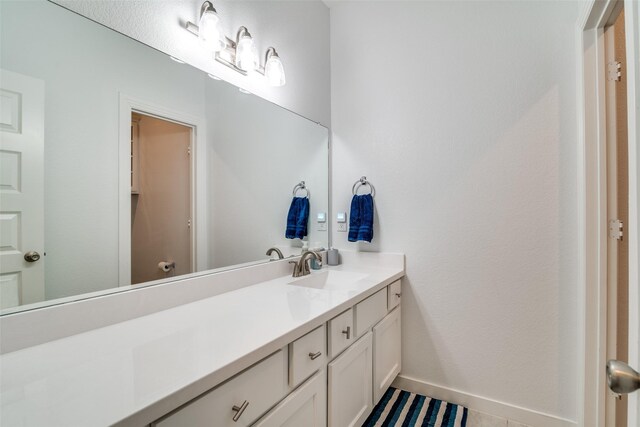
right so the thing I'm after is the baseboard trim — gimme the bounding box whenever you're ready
[392,375,576,427]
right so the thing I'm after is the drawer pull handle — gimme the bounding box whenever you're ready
[309,351,322,360]
[231,400,249,422]
[395,292,401,298]
[342,326,351,339]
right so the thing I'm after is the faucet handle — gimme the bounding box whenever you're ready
[289,260,300,277]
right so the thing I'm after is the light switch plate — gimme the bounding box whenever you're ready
[338,223,347,232]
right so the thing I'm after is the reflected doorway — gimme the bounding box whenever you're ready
[130,112,193,285]
[604,6,629,427]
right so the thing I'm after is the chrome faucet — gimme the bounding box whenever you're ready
[289,251,322,277]
[266,247,284,260]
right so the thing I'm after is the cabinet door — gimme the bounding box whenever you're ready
[328,332,373,427]
[373,307,401,403]
[253,370,326,427]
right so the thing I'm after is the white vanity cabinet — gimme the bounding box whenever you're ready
[151,278,402,427]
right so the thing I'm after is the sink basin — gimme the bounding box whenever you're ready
[288,270,368,290]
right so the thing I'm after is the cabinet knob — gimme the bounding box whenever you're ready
[395,292,401,298]
[308,351,322,360]
[341,326,351,340]
[231,400,249,422]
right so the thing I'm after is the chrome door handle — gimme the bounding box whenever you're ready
[231,400,249,422]
[342,326,351,339]
[607,360,640,394]
[308,351,322,360]
[24,251,41,262]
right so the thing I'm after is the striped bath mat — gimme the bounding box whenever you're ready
[362,387,468,427]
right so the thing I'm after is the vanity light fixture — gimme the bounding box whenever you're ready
[263,47,286,87]
[186,1,224,53]
[234,27,259,72]
[184,7,286,86]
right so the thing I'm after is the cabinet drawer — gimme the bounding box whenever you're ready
[355,288,387,337]
[387,280,401,310]
[153,350,286,427]
[328,308,354,359]
[289,324,326,387]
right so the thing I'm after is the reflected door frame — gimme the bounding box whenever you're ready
[579,0,640,425]
[118,94,207,286]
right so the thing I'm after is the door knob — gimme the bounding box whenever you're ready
[607,359,640,394]
[24,251,41,262]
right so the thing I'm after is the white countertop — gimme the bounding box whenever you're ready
[0,259,404,427]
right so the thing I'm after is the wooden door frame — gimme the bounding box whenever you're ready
[578,0,640,425]
[118,94,207,286]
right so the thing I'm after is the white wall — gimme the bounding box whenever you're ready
[330,1,581,423]
[54,0,331,127]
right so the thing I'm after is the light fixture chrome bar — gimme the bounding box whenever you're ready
[186,21,199,36]
[214,36,247,75]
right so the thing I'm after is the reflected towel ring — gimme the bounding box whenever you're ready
[293,181,310,198]
[352,176,375,197]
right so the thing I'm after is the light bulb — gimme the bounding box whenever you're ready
[265,52,285,87]
[235,33,258,72]
[198,8,224,52]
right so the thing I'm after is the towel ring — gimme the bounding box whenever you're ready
[352,176,375,197]
[293,181,310,198]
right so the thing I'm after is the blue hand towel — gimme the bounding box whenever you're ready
[285,197,309,239]
[348,194,374,242]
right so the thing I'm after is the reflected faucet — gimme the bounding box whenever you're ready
[289,251,321,277]
[266,247,284,260]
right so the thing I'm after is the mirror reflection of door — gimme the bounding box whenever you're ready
[130,112,193,285]
[0,69,45,309]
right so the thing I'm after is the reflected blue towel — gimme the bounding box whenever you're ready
[348,194,374,242]
[285,197,309,239]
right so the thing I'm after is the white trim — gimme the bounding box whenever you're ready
[118,94,208,286]
[392,375,576,427]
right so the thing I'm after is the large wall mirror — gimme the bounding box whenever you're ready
[0,0,329,314]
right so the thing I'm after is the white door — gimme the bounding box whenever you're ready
[328,331,373,427]
[373,307,402,404]
[0,69,45,309]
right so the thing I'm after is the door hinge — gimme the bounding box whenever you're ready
[609,219,623,240]
[187,146,191,155]
[187,219,192,228]
[607,61,622,82]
